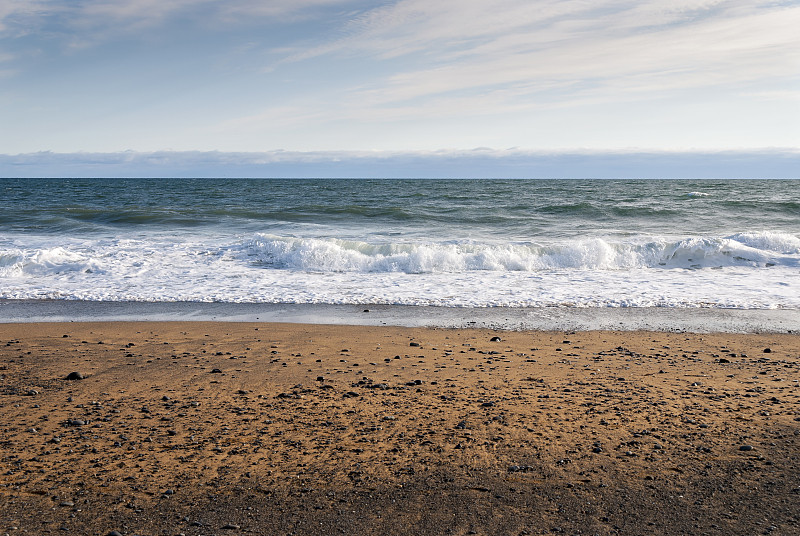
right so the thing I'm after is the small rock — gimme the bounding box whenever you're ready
[210,368,222,374]
[108,531,123,536]
[763,348,772,353]
[65,372,84,381]
[409,342,420,347]
[490,336,502,342]
[739,445,755,451]
[221,524,241,530]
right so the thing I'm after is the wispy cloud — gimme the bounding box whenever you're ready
[1,1,796,153]
[311,0,800,113]
[0,0,359,37]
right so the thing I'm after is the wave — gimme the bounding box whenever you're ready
[0,246,102,276]
[239,231,800,273]
[2,232,798,283]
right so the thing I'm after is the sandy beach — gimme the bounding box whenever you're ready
[1,321,799,535]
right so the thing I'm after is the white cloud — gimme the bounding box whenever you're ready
[281,0,800,121]
[2,149,799,178]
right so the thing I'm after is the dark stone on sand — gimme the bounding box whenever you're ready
[210,368,222,373]
[739,445,755,451]
[718,358,730,363]
[410,342,420,347]
[490,336,502,342]
[221,523,241,530]
[481,401,495,407]
[65,371,85,380]
[763,348,772,353]
[108,531,123,536]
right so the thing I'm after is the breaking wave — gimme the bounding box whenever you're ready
[238,231,800,273]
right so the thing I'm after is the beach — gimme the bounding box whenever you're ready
[2,321,799,535]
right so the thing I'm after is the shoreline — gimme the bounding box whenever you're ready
[1,299,799,333]
[1,321,799,534]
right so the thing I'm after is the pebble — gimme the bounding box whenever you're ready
[108,531,122,536]
[221,523,241,530]
[490,336,502,342]
[739,445,755,451]
[65,371,85,380]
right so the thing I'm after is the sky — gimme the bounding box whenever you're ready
[1,0,799,177]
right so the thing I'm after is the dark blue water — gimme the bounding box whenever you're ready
[1,178,798,307]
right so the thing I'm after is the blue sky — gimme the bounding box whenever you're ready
[1,1,799,176]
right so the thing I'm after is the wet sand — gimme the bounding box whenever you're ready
[1,322,799,535]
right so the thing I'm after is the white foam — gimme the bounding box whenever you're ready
[238,233,799,273]
[1,232,798,308]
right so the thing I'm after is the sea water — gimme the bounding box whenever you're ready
[1,178,798,309]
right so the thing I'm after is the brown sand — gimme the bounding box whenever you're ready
[1,322,799,535]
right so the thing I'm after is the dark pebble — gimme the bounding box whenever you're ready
[490,336,502,342]
[739,445,755,451]
[210,368,222,373]
[108,531,123,536]
[65,371,85,380]
[409,342,420,347]
[763,348,772,353]
[221,524,241,530]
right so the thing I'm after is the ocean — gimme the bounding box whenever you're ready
[1,178,798,310]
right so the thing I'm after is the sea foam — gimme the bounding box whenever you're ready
[239,232,799,273]
[1,231,797,308]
